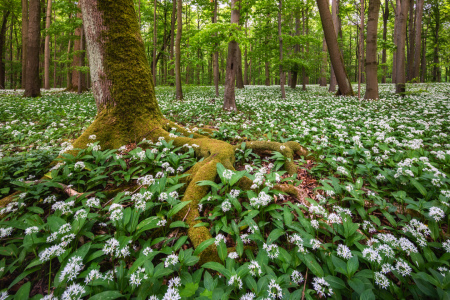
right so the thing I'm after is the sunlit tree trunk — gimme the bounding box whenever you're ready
[364,0,380,100]
[44,0,52,89]
[175,0,183,99]
[24,0,40,97]
[381,0,388,83]
[317,0,353,96]
[395,0,409,95]
[223,0,239,110]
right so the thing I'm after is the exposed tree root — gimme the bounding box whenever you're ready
[1,118,310,264]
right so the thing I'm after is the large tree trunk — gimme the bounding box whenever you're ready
[432,8,440,82]
[78,28,85,94]
[328,0,338,92]
[358,0,364,99]
[169,0,175,86]
[175,0,183,99]
[44,0,52,89]
[412,0,423,81]
[317,0,353,96]
[278,0,285,98]
[395,0,409,95]
[364,0,380,100]
[0,11,10,89]
[406,0,414,82]
[420,24,427,82]
[223,0,239,110]
[392,1,399,83]
[381,0,388,83]
[24,0,40,97]
[21,0,28,88]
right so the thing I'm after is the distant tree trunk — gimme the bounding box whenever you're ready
[223,0,239,110]
[406,0,414,81]
[381,0,388,83]
[175,0,183,99]
[319,37,327,86]
[395,0,409,95]
[169,0,175,86]
[153,0,157,84]
[244,20,248,85]
[317,0,353,96]
[44,0,52,89]
[358,0,364,99]
[364,0,380,99]
[78,28,85,94]
[0,11,10,89]
[24,0,40,97]
[301,6,308,91]
[290,10,300,89]
[421,24,427,82]
[412,0,423,80]
[432,8,440,82]
[278,0,285,98]
[265,61,270,85]
[328,0,338,92]
[213,0,219,96]
[392,2,399,83]
[21,0,28,88]
[66,39,71,88]
[71,2,86,91]
[236,45,244,88]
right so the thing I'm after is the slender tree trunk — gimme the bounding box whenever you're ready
[301,6,308,91]
[278,0,285,98]
[0,11,10,89]
[358,0,364,99]
[317,0,353,96]
[328,0,339,92]
[22,0,28,88]
[291,10,300,89]
[432,9,440,82]
[66,39,71,88]
[71,2,86,91]
[412,0,423,80]
[78,28,85,94]
[244,19,248,85]
[364,0,380,99]
[319,37,327,86]
[395,0,409,94]
[223,0,239,110]
[175,0,182,99]
[44,0,52,89]
[53,7,57,88]
[381,0,388,83]
[24,0,40,97]
[420,24,427,82]
[213,0,219,96]
[169,0,175,86]
[153,0,157,84]
[406,0,414,81]
[392,1,399,83]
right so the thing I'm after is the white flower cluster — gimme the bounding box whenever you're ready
[249,191,272,209]
[60,256,84,282]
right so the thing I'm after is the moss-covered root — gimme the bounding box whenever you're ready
[238,141,310,175]
[0,191,20,209]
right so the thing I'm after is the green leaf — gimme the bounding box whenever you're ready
[202,262,226,274]
[173,236,188,251]
[9,267,39,289]
[266,229,285,244]
[194,238,215,257]
[217,241,227,261]
[300,253,324,277]
[168,201,191,218]
[410,178,427,196]
[88,291,124,300]
[347,255,359,276]
[14,281,31,300]
[360,289,376,300]
[179,282,199,297]
[325,275,346,290]
[170,221,189,228]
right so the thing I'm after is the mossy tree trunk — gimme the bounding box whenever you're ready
[73,0,308,264]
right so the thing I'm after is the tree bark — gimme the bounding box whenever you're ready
[420,24,427,82]
[364,0,380,100]
[358,0,364,99]
[395,0,409,95]
[317,0,353,96]
[175,0,183,99]
[381,0,388,83]
[432,7,440,82]
[78,28,85,94]
[223,0,239,110]
[21,0,28,88]
[235,45,244,88]
[290,10,300,89]
[169,0,175,86]
[406,0,414,82]
[328,0,338,92]
[24,0,40,97]
[71,2,87,91]
[44,0,52,89]
[412,0,423,80]
[0,10,10,89]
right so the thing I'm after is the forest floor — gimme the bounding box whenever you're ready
[0,83,449,299]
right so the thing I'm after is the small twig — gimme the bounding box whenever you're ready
[301,268,309,300]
